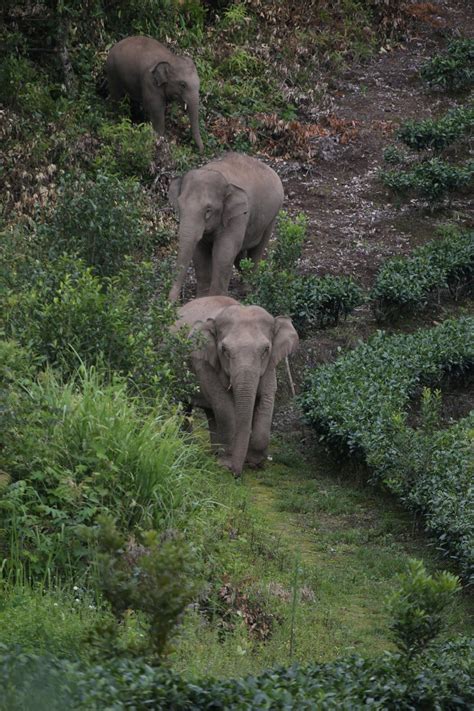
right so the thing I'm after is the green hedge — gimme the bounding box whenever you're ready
[1,637,473,710]
[371,228,474,317]
[300,317,474,581]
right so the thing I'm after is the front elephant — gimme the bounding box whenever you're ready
[168,153,284,302]
[176,296,299,477]
[105,36,204,152]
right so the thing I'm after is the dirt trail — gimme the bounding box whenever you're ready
[272,0,474,288]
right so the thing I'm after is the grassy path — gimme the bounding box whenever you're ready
[172,441,474,678]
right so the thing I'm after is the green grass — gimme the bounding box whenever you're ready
[169,441,474,678]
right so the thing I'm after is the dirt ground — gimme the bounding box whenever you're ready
[260,0,474,425]
[273,0,473,287]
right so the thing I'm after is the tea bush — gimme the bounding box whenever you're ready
[300,317,474,580]
[242,212,364,334]
[420,38,474,92]
[388,560,460,659]
[1,635,472,709]
[397,106,474,152]
[381,157,474,201]
[371,227,474,317]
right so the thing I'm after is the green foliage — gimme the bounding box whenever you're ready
[41,172,152,278]
[371,227,474,317]
[383,145,406,164]
[396,106,474,152]
[2,253,190,394]
[1,636,473,709]
[242,212,364,334]
[300,317,474,580]
[420,39,474,92]
[0,365,214,579]
[389,560,460,658]
[382,157,474,201]
[94,518,201,659]
[0,55,57,117]
[95,120,156,181]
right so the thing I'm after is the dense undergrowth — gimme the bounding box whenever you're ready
[1,0,474,701]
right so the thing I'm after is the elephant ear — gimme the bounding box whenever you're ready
[271,317,299,367]
[168,176,182,210]
[223,184,249,227]
[190,319,219,371]
[152,61,170,86]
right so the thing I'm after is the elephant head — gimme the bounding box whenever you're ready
[168,168,248,301]
[152,55,203,152]
[192,304,299,477]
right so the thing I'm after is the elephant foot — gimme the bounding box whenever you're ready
[245,451,267,469]
[218,455,242,479]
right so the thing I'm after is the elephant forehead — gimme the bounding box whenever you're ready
[182,169,227,194]
[218,305,274,332]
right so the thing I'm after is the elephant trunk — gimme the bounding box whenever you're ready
[187,94,204,153]
[169,217,204,302]
[230,369,260,477]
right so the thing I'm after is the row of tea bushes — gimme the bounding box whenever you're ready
[300,317,474,581]
[371,227,474,317]
[396,105,474,152]
[1,637,473,709]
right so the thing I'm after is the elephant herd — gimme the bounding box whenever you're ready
[106,36,299,477]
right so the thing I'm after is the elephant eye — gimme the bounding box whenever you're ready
[180,81,186,88]
[261,345,270,358]
[205,207,212,219]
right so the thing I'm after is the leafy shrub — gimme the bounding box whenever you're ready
[371,227,474,317]
[1,636,473,709]
[389,560,460,658]
[397,105,474,151]
[0,55,57,116]
[41,172,152,277]
[382,157,474,201]
[95,120,156,181]
[94,518,201,659]
[420,39,474,92]
[0,365,214,579]
[242,212,364,334]
[300,317,474,579]
[2,254,189,394]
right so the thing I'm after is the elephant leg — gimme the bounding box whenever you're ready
[203,407,221,453]
[143,88,166,134]
[247,218,276,266]
[193,361,235,464]
[194,241,213,297]
[209,234,243,296]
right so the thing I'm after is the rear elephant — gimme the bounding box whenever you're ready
[175,296,299,477]
[168,153,284,301]
[106,36,204,152]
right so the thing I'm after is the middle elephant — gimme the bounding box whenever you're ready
[168,152,284,302]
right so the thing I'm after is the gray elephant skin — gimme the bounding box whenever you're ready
[168,153,284,301]
[175,296,299,477]
[106,36,204,152]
